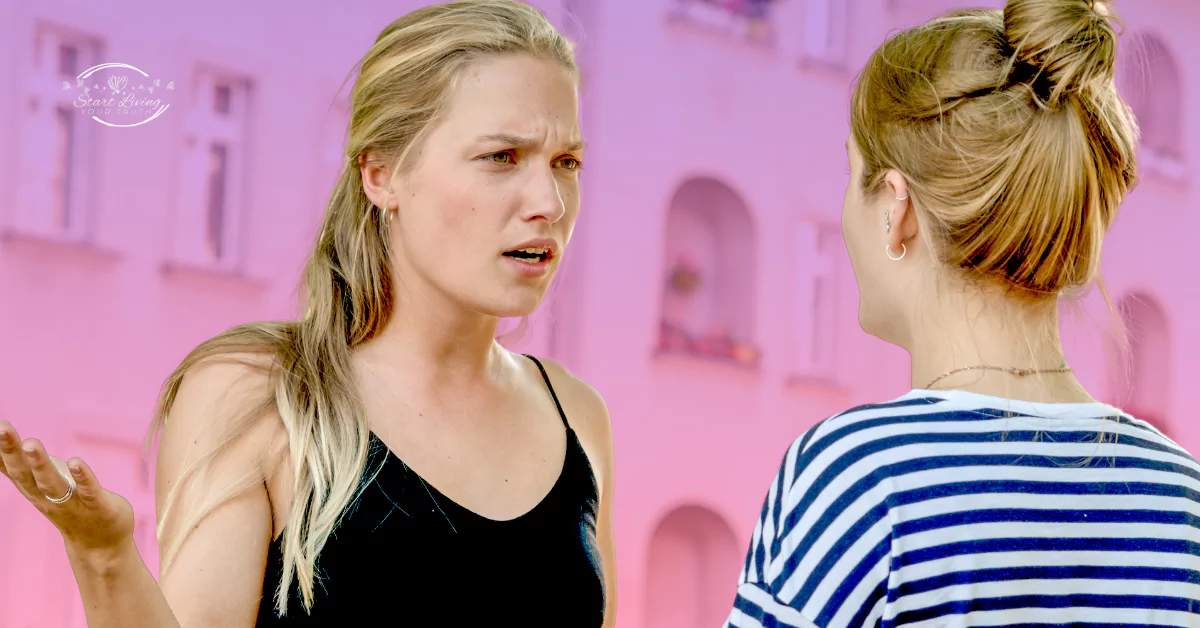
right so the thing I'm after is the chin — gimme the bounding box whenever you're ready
[483,288,549,319]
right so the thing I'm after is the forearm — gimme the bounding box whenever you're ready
[64,539,182,628]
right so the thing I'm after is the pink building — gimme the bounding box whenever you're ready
[0,0,1193,626]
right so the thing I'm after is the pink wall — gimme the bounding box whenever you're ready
[0,1,1195,626]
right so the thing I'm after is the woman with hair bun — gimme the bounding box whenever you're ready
[726,1,1200,626]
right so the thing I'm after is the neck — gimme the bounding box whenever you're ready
[357,277,504,389]
[905,285,1095,404]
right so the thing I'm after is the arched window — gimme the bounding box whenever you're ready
[1111,293,1172,435]
[658,177,758,366]
[1119,33,1185,180]
[668,0,781,43]
[645,505,741,628]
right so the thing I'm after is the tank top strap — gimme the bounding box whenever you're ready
[524,354,571,430]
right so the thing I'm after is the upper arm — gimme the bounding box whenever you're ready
[725,438,818,628]
[741,437,803,589]
[154,354,284,627]
[534,358,618,626]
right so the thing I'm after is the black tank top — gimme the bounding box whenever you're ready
[255,356,606,626]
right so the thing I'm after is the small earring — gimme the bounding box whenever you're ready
[886,242,906,261]
[885,211,891,233]
[896,193,908,201]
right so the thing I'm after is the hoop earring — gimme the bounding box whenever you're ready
[886,242,906,261]
[896,193,908,201]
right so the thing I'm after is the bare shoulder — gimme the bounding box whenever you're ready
[155,351,288,537]
[526,356,613,486]
[528,356,611,439]
[153,351,287,624]
[157,351,285,469]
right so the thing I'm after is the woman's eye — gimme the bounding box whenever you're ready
[489,151,515,164]
[557,157,582,170]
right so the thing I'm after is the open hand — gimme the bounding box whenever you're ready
[0,421,135,552]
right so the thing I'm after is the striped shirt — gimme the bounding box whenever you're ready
[725,388,1200,628]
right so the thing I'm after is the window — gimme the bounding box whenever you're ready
[792,221,840,378]
[13,24,102,241]
[562,0,590,46]
[171,68,252,270]
[1111,293,1172,435]
[800,0,849,66]
[668,0,780,44]
[1119,33,1185,182]
[658,177,758,366]
[318,95,351,199]
[645,505,740,628]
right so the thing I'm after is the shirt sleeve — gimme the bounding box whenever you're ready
[726,582,821,628]
[724,436,821,628]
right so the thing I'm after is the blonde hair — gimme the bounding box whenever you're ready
[851,0,1138,302]
[147,0,577,615]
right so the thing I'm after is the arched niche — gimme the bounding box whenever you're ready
[658,176,759,366]
[645,504,741,627]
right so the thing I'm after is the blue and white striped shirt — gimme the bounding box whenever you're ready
[726,388,1200,627]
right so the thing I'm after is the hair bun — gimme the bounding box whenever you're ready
[1003,0,1119,105]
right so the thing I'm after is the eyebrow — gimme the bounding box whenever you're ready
[476,133,586,152]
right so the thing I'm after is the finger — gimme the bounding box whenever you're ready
[21,439,72,503]
[0,425,36,490]
[64,457,101,504]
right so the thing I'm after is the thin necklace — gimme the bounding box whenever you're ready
[925,362,1073,390]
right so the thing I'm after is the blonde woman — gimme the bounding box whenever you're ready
[726,0,1200,626]
[0,1,616,625]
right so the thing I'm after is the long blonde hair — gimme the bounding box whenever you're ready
[147,0,578,615]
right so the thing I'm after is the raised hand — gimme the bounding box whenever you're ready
[0,421,135,553]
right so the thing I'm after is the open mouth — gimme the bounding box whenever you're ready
[502,247,551,263]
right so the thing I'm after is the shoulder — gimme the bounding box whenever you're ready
[801,392,952,452]
[158,351,286,479]
[522,355,614,480]
[525,355,610,434]
[771,393,950,493]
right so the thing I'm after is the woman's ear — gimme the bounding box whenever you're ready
[883,170,917,253]
[359,152,397,210]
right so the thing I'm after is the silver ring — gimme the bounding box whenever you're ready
[45,476,75,504]
[886,242,907,261]
[895,194,908,201]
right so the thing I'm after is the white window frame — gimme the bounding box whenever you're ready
[668,0,779,44]
[13,24,102,242]
[800,0,849,67]
[170,67,252,272]
[316,91,350,219]
[792,220,839,378]
[1121,33,1187,184]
